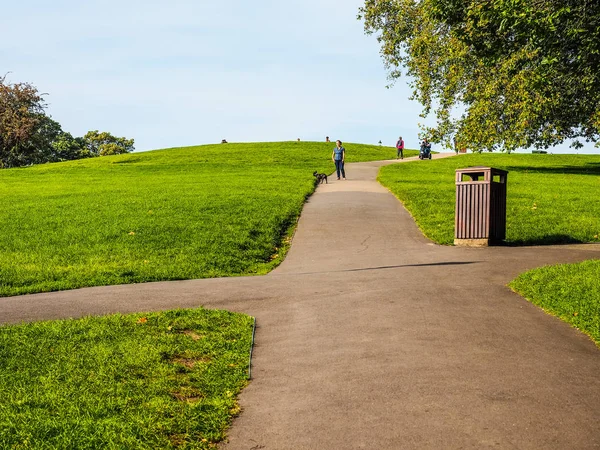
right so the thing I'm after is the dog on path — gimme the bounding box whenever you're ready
[313,171,328,184]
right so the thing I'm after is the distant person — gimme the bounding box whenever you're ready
[332,140,346,180]
[420,138,431,152]
[419,138,432,159]
[396,136,404,159]
[326,136,330,142]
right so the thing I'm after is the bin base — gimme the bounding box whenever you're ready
[454,238,490,247]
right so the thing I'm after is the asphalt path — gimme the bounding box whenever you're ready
[2,154,600,449]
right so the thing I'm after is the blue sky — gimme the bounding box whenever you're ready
[0,0,427,151]
[1,1,596,153]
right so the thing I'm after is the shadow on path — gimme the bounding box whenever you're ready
[289,260,480,276]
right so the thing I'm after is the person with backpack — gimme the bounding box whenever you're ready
[396,136,405,159]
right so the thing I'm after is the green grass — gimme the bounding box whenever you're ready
[510,260,600,346]
[0,141,416,297]
[378,153,600,245]
[0,308,254,449]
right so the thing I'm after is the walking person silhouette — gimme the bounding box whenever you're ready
[332,140,346,180]
[396,136,404,159]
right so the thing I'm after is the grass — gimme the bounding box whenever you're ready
[378,153,600,245]
[0,308,254,449]
[510,260,600,347]
[0,141,416,297]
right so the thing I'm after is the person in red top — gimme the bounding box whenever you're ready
[396,136,404,159]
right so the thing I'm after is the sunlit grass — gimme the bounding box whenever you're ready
[0,308,254,449]
[510,260,600,346]
[378,153,600,245]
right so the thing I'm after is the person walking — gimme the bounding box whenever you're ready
[332,140,346,180]
[396,136,405,159]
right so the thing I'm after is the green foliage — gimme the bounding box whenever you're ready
[510,260,600,347]
[22,114,63,165]
[0,76,134,167]
[378,153,600,245]
[0,75,47,168]
[0,141,410,297]
[50,131,89,161]
[83,130,135,156]
[359,0,600,151]
[0,308,254,449]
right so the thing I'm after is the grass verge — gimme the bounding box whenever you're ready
[0,308,254,449]
[509,260,600,347]
[378,153,600,245]
[0,141,416,297]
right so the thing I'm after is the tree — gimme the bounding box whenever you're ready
[82,130,135,156]
[0,75,47,167]
[27,114,63,165]
[50,131,88,161]
[359,0,600,151]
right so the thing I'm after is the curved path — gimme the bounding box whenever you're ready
[2,155,600,449]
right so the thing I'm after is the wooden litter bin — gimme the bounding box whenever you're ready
[455,167,508,246]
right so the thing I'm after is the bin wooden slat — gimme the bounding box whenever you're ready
[454,167,507,246]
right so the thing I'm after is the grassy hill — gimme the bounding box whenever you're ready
[0,141,415,297]
[378,153,600,245]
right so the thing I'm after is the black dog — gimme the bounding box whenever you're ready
[313,171,328,184]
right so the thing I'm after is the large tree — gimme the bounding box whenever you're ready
[359,0,600,151]
[0,75,48,167]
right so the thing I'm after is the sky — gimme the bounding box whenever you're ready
[1,0,597,154]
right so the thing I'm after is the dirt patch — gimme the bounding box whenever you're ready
[170,386,204,403]
[181,329,203,341]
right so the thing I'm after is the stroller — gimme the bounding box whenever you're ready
[419,140,432,160]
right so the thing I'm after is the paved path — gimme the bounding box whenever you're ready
[2,155,600,449]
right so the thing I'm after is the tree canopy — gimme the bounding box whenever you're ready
[83,130,135,156]
[0,75,48,167]
[359,0,600,152]
[0,75,134,168]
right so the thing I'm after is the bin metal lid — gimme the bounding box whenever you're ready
[455,166,508,175]
[456,166,508,184]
